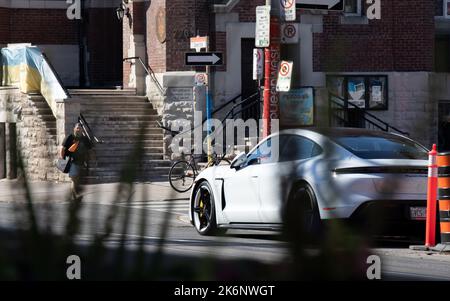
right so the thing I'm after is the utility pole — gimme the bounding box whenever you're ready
[262,0,280,138]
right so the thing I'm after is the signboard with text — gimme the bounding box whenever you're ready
[190,36,208,52]
[280,88,314,126]
[255,5,271,48]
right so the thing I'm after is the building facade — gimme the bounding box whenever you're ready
[122,0,450,150]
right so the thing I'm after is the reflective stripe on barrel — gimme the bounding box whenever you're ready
[438,152,450,244]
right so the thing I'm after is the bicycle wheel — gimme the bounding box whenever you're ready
[169,160,196,193]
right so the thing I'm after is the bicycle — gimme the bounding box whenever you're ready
[156,121,231,193]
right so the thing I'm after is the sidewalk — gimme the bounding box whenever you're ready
[0,179,190,203]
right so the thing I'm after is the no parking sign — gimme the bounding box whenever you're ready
[194,73,208,86]
[276,61,293,92]
[281,23,299,44]
[253,49,264,80]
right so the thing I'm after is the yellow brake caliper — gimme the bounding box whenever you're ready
[199,199,204,217]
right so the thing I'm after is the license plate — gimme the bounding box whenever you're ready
[409,207,426,220]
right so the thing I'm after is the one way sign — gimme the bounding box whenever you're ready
[185,52,223,66]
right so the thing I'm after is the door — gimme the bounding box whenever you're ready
[222,137,277,223]
[223,164,261,223]
[241,38,260,121]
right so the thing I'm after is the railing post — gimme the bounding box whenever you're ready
[0,123,5,179]
[6,123,17,179]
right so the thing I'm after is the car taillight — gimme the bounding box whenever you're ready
[333,166,427,174]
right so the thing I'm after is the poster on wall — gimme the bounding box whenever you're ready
[280,87,314,126]
[327,76,345,98]
[369,77,387,109]
[347,77,366,108]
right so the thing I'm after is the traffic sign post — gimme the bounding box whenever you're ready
[262,3,281,138]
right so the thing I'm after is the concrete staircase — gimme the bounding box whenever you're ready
[69,89,172,184]
[25,94,58,140]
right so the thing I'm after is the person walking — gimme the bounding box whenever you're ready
[60,122,93,200]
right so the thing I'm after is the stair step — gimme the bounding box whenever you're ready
[95,140,164,146]
[82,175,167,184]
[81,115,160,121]
[95,130,163,137]
[74,96,148,101]
[90,151,164,159]
[81,102,154,107]
[95,146,164,153]
[68,88,137,96]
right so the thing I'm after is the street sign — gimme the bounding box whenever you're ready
[185,52,223,66]
[253,48,264,80]
[281,23,299,44]
[255,5,271,48]
[281,0,296,21]
[295,0,343,11]
[190,36,208,52]
[194,73,208,86]
[276,61,293,92]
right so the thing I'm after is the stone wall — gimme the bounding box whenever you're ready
[0,87,72,182]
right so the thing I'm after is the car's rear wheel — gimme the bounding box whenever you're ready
[284,182,323,243]
[191,181,222,236]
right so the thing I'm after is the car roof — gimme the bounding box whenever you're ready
[278,127,408,139]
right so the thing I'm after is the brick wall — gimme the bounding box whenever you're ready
[147,0,166,74]
[232,0,265,22]
[165,0,210,72]
[9,9,77,44]
[314,0,435,72]
[0,8,10,44]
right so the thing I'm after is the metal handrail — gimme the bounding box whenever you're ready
[329,92,409,136]
[159,91,261,137]
[123,56,166,96]
[78,113,104,144]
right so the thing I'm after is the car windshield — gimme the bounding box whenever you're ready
[332,134,428,160]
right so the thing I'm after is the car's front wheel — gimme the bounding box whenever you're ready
[191,181,222,236]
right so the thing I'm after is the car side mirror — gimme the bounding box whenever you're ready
[230,152,247,169]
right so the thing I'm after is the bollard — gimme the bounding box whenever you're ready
[425,144,438,247]
[438,152,450,245]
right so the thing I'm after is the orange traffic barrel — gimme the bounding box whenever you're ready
[438,152,450,244]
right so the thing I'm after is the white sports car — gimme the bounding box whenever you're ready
[189,128,429,237]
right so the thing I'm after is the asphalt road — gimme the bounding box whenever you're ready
[0,180,449,281]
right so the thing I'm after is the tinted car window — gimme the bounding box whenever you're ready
[280,135,322,162]
[333,135,428,159]
[246,136,281,165]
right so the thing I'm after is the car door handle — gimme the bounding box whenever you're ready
[251,175,258,178]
